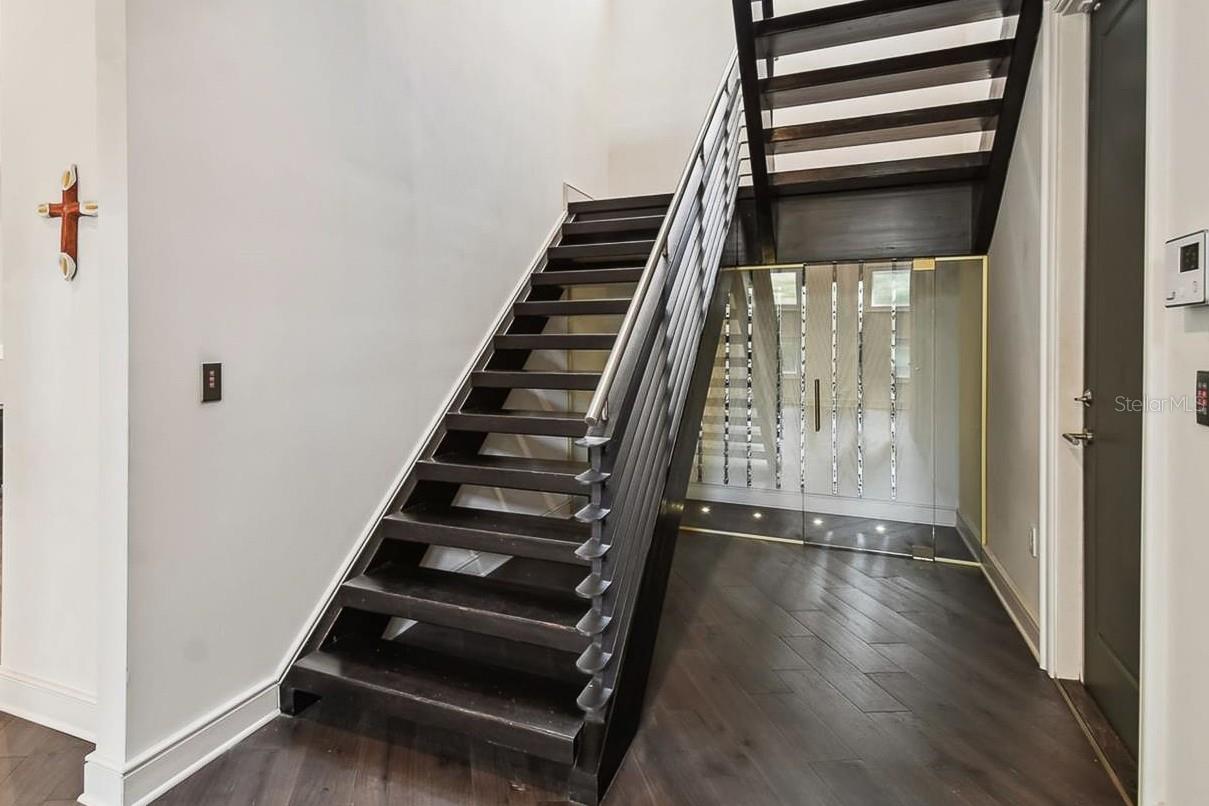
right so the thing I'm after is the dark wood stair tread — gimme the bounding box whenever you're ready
[769,151,991,195]
[566,193,672,214]
[382,504,589,565]
[547,241,654,264]
[493,333,617,351]
[514,298,632,317]
[569,206,670,224]
[398,621,585,685]
[342,563,588,652]
[289,636,583,763]
[482,556,588,596]
[766,100,1000,155]
[761,39,1013,109]
[471,370,602,390]
[416,453,589,495]
[755,0,1023,58]
[562,215,664,237]
[531,267,644,286]
[445,408,588,437]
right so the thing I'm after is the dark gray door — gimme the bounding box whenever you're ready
[1084,0,1146,756]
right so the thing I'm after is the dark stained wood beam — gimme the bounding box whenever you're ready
[754,0,1023,59]
[973,0,1043,252]
[766,99,1001,155]
[769,152,992,196]
[759,0,776,82]
[733,0,777,263]
[762,39,1013,109]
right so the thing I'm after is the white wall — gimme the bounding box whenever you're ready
[0,0,107,738]
[604,0,734,196]
[986,26,1046,626]
[118,0,610,786]
[1139,2,1209,803]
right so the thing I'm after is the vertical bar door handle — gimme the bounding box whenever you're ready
[814,379,821,432]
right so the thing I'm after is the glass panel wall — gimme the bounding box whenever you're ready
[688,268,805,542]
[685,259,984,564]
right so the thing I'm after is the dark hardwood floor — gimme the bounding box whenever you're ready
[0,711,91,804]
[1057,679,1137,804]
[156,532,1122,805]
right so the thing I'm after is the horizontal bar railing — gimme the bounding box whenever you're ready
[570,53,743,722]
[584,54,742,429]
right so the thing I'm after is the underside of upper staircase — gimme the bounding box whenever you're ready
[732,0,1043,263]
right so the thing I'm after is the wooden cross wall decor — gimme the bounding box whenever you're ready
[37,164,99,281]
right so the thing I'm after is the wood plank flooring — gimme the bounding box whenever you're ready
[0,711,91,804]
[155,532,1123,805]
[1057,679,1137,804]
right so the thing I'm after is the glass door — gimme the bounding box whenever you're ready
[794,261,936,559]
[686,258,984,563]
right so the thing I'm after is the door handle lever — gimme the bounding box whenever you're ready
[1062,430,1095,446]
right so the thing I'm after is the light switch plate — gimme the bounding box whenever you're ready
[202,363,222,403]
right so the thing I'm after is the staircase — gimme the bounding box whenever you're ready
[733,0,1043,260]
[283,193,668,766]
[283,58,743,804]
[279,3,1044,796]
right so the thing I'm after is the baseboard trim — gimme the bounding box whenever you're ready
[0,666,96,742]
[80,682,279,806]
[80,755,124,806]
[981,546,1042,659]
[954,510,983,560]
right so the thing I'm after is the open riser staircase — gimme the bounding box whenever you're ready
[282,1,1041,800]
[282,58,743,804]
[734,0,1042,260]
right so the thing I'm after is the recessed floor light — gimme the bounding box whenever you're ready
[875,524,887,534]
[813,518,824,526]
[753,511,764,519]
[701,506,711,514]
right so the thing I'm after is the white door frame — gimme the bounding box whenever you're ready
[1036,7,1092,681]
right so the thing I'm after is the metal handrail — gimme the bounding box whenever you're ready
[583,52,740,429]
[570,53,744,725]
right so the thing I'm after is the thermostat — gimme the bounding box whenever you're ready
[1165,231,1207,307]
